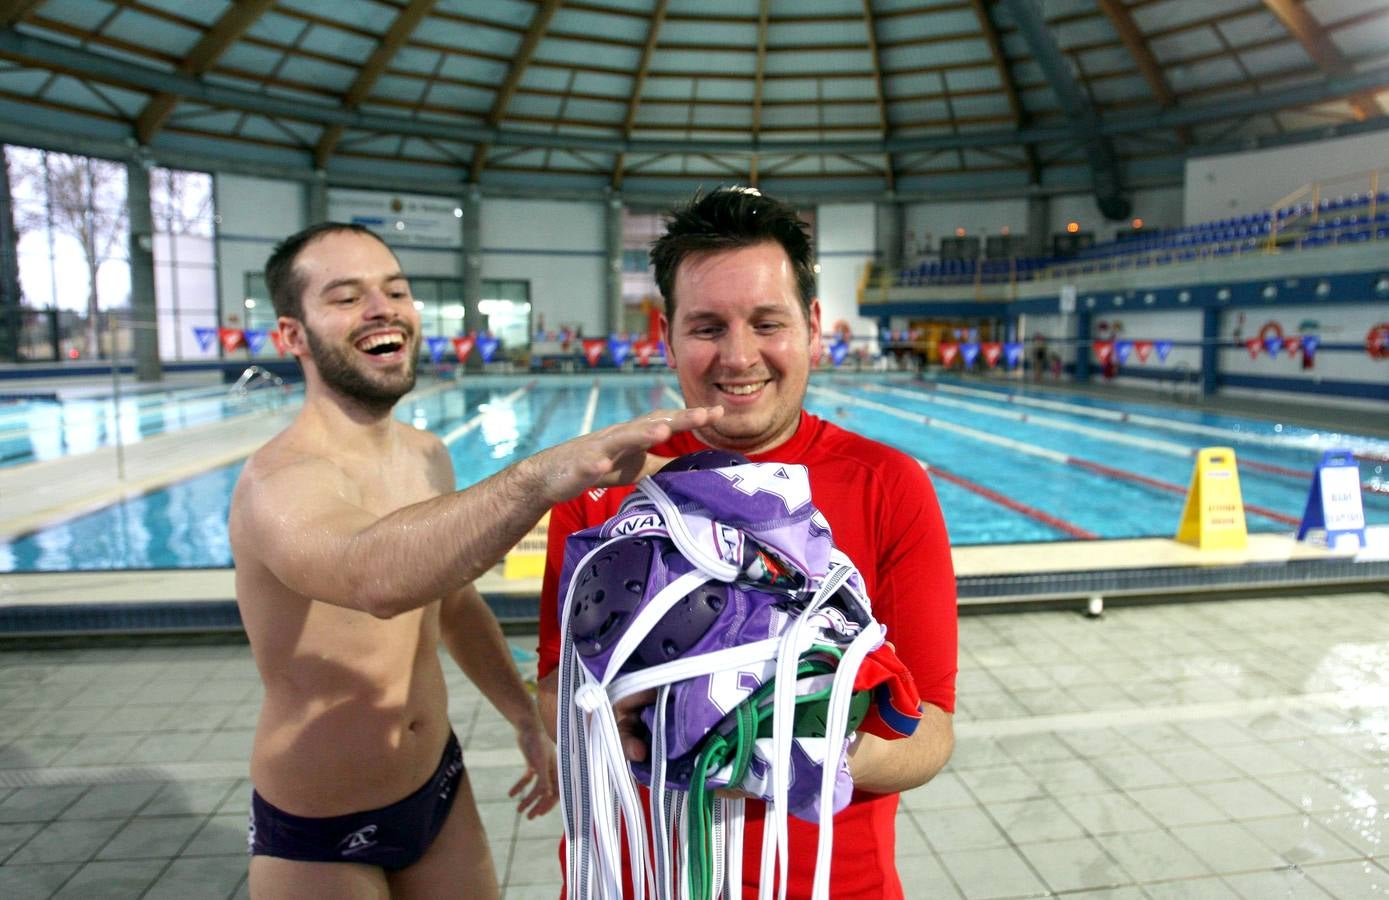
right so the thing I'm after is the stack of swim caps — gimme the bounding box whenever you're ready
[555,450,923,900]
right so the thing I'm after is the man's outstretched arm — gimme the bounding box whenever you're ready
[234,406,721,619]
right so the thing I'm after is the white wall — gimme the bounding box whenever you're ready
[815,202,876,341]
[1218,304,1388,387]
[901,186,1184,257]
[1185,130,1389,223]
[1050,186,1184,240]
[214,173,304,328]
[480,197,606,335]
[902,198,1026,258]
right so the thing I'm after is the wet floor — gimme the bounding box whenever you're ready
[0,591,1386,898]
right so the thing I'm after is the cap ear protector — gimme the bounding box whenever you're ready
[568,536,654,659]
[569,535,727,671]
[660,449,751,473]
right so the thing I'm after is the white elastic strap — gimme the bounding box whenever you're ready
[723,796,745,899]
[606,638,782,705]
[650,685,674,900]
[600,569,712,684]
[636,476,741,582]
[757,810,778,900]
[810,623,883,900]
[763,560,858,900]
[710,795,726,899]
[581,683,654,899]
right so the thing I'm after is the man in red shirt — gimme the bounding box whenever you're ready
[537,188,957,898]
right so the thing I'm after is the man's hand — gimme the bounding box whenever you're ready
[508,717,559,819]
[612,688,657,763]
[526,406,723,506]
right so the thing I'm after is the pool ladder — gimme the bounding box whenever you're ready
[229,366,287,405]
[1170,362,1201,402]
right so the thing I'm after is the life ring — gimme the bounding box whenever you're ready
[1368,323,1389,360]
[1256,320,1285,344]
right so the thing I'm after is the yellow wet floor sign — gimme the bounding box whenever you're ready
[503,511,549,579]
[1175,447,1248,550]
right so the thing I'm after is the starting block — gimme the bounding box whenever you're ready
[1176,447,1248,550]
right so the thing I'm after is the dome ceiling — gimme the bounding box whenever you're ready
[0,0,1385,206]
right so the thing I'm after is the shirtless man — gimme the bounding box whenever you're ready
[230,222,719,899]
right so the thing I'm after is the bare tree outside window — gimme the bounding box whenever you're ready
[5,146,130,359]
[150,167,217,360]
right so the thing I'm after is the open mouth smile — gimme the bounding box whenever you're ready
[354,331,408,358]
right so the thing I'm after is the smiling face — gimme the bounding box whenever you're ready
[281,230,420,413]
[661,241,821,454]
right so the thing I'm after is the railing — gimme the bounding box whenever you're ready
[888,168,1388,294]
[228,365,287,405]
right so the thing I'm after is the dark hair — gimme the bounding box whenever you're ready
[264,222,390,320]
[650,188,816,321]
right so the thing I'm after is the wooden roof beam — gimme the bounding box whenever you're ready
[1262,0,1384,119]
[134,0,276,145]
[315,0,437,168]
[750,0,769,187]
[861,0,894,191]
[0,0,44,28]
[1096,0,1190,144]
[969,0,1039,183]
[471,0,564,182]
[613,0,668,190]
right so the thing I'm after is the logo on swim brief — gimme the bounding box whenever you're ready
[440,755,463,801]
[338,824,379,856]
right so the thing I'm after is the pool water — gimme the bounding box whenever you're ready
[2,373,1386,571]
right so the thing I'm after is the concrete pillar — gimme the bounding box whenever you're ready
[306,173,328,225]
[1201,306,1219,397]
[0,159,21,362]
[875,200,904,275]
[126,159,161,382]
[462,187,483,370]
[606,194,623,336]
[1073,308,1091,382]
[1026,193,1050,257]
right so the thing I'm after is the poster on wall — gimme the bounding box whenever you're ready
[327,189,462,248]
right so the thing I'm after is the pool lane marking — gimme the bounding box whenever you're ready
[916,459,1098,540]
[440,381,535,446]
[1239,456,1389,499]
[860,382,1193,457]
[920,380,1389,461]
[811,385,1301,527]
[579,380,600,435]
[881,382,1389,500]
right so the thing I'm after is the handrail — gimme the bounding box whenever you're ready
[229,365,285,401]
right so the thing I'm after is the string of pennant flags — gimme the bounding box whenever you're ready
[195,326,1329,370]
[193,326,668,367]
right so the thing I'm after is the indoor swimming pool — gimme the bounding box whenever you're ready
[0,381,299,468]
[2,372,1386,572]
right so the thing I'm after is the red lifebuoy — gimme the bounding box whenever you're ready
[1368,323,1389,360]
[1256,320,1285,345]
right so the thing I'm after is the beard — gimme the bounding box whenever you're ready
[304,321,419,414]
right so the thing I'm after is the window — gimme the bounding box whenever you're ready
[151,167,217,360]
[5,145,130,361]
[480,279,529,355]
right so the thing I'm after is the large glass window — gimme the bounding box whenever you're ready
[151,167,217,360]
[5,146,130,360]
[480,279,530,355]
